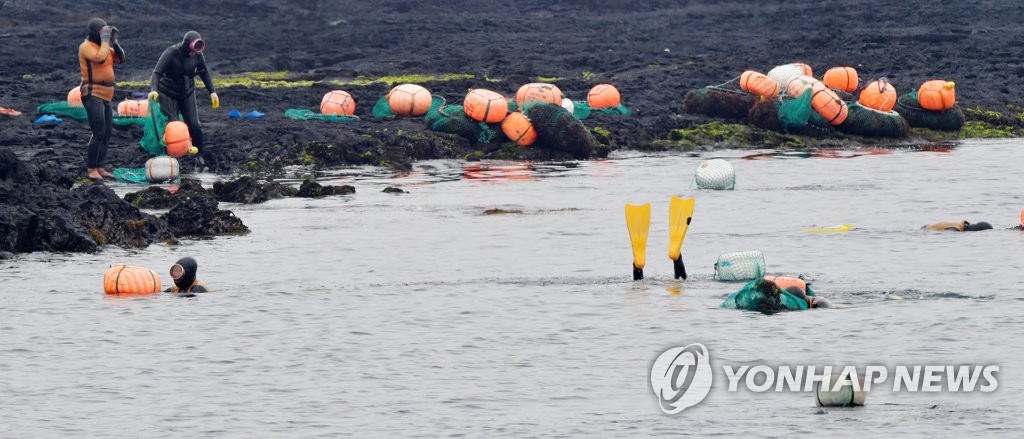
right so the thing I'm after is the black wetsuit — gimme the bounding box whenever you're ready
[150,33,215,150]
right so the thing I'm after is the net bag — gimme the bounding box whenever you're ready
[284,109,358,122]
[720,277,809,313]
[424,96,497,143]
[894,92,965,131]
[683,86,758,119]
[140,99,169,156]
[837,102,910,138]
[523,103,595,158]
[714,250,766,281]
[694,158,736,190]
[36,101,146,126]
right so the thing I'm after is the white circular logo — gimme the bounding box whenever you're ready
[650,343,713,414]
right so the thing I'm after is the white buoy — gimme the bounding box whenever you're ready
[714,250,766,281]
[145,156,180,183]
[560,97,575,114]
[815,372,867,407]
[767,63,806,94]
[695,159,736,190]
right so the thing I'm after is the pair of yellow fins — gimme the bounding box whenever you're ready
[625,196,694,281]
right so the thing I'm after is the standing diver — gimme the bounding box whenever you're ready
[166,257,209,293]
[78,18,126,181]
[148,31,219,168]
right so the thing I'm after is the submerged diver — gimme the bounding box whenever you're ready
[148,31,219,165]
[721,275,831,313]
[165,257,209,293]
[923,221,993,231]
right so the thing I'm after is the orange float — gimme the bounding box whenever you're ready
[587,83,622,108]
[515,82,562,108]
[823,67,859,93]
[764,275,807,294]
[117,99,149,117]
[103,264,162,295]
[810,83,849,125]
[163,121,192,158]
[858,79,897,112]
[918,80,956,110]
[785,75,819,98]
[739,71,779,97]
[321,90,356,116]
[387,84,431,116]
[501,112,537,146]
[463,88,509,123]
[795,63,813,77]
[68,87,83,107]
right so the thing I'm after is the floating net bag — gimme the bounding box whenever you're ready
[720,277,809,313]
[694,158,736,190]
[714,250,766,281]
[894,92,965,131]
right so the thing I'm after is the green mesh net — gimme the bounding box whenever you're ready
[35,101,148,126]
[714,250,766,281]
[112,167,150,183]
[570,101,631,120]
[895,92,965,131]
[779,89,813,131]
[371,95,395,119]
[284,109,358,122]
[682,86,758,119]
[523,103,595,158]
[837,102,910,138]
[720,277,810,313]
[140,99,168,156]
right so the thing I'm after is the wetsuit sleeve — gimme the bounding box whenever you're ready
[190,284,208,293]
[150,49,172,92]
[112,42,126,64]
[196,54,216,94]
[80,41,111,63]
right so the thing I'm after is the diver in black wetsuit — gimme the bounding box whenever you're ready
[923,221,993,231]
[148,31,219,166]
[166,257,209,293]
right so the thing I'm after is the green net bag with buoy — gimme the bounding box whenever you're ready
[139,99,168,156]
[522,102,594,158]
[895,92,965,131]
[424,96,498,143]
[714,250,766,281]
[683,86,758,119]
[720,276,810,313]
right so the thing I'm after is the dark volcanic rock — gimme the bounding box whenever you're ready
[163,194,249,237]
[297,179,355,198]
[212,176,295,204]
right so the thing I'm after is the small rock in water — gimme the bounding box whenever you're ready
[382,187,406,194]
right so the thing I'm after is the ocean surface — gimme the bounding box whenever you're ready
[2,139,1022,438]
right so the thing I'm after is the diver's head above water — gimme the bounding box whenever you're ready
[170,256,198,290]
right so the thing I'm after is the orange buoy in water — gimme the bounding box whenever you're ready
[68,87,83,107]
[587,83,622,108]
[103,264,162,295]
[823,67,859,93]
[859,79,897,112]
[163,121,192,158]
[740,71,779,97]
[387,84,431,116]
[811,83,849,125]
[515,82,562,108]
[463,89,509,123]
[918,80,956,110]
[321,90,356,116]
[501,112,537,146]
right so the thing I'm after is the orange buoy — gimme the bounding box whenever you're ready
[811,83,849,125]
[858,79,897,112]
[321,90,356,116]
[795,63,813,77]
[764,275,807,295]
[785,75,819,98]
[515,82,563,108]
[587,83,622,109]
[163,121,192,158]
[387,84,431,116]
[918,80,956,110]
[68,87,83,108]
[463,88,509,123]
[117,99,149,117]
[823,67,859,93]
[103,264,162,295]
[501,112,537,146]
[739,71,780,98]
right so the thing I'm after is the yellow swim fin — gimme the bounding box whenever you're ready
[668,196,695,279]
[806,223,856,233]
[625,203,651,280]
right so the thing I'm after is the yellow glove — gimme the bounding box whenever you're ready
[148,91,159,101]
[210,92,220,109]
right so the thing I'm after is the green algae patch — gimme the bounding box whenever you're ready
[665,122,751,149]
[959,121,1017,138]
[329,73,475,87]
